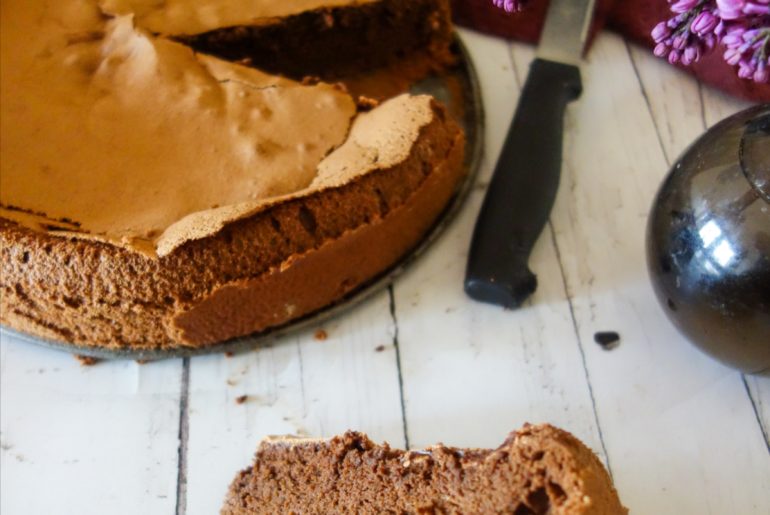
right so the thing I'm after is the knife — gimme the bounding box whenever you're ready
[464,0,596,308]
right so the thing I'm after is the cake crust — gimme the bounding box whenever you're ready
[0,99,465,349]
[0,0,464,351]
[221,424,627,515]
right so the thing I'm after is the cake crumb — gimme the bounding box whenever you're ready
[224,351,234,358]
[330,81,349,94]
[357,96,380,111]
[135,359,149,365]
[314,329,328,341]
[235,395,249,405]
[375,345,386,352]
[74,355,99,366]
[301,75,322,86]
[594,331,620,350]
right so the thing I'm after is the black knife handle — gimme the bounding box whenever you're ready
[465,58,582,308]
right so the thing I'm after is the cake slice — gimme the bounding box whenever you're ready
[222,424,627,514]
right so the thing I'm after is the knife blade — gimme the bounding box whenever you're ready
[464,0,596,308]
[538,0,596,65]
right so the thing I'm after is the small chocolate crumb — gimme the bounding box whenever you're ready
[235,395,248,405]
[135,359,149,365]
[374,345,386,352]
[594,331,620,350]
[75,355,99,366]
[314,329,328,341]
[225,351,234,358]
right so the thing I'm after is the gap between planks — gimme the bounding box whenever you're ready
[175,357,191,515]
[742,376,770,454]
[547,221,614,478]
[388,285,411,450]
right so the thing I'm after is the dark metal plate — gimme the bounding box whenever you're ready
[1,35,484,361]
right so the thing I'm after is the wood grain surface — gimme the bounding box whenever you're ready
[2,30,768,515]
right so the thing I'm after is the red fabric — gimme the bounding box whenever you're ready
[451,0,770,102]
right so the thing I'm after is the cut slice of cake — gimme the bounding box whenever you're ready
[222,424,627,514]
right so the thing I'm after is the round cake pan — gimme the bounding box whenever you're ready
[1,35,485,361]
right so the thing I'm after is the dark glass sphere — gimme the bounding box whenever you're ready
[647,105,770,374]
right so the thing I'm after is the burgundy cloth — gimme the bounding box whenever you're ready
[452,0,770,102]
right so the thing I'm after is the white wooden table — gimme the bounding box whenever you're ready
[2,30,768,515]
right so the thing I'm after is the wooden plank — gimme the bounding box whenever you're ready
[744,375,770,449]
[183,289,404,515]
[393,30,607,464]
[626,44,704,164]
[546,32,770,513]
[0,334,182,515]
[700,84,752,128]
[461,29,522,187]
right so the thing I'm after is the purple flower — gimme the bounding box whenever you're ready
[722,25,747,46]
[682,45,702,63]
[669,49,682,63]
[722,26,770,82]
[651,0,770,83]
[672,0,701,13]
[724,45,744,64]
[716,0,770,20]
[691,11,719,34]
[652,1,716,66]
[652,21,673,42]
[755,61,769,81]
[492,0,526,13]
[654,42,671,56]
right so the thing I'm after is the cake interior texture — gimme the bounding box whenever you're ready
[0,0,465,350]
[222,424,627,515]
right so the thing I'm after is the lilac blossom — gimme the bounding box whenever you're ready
[722,25,770,81]
[491,0,526,13]
[651,0,770,83]
[716,0,770,20]
[652,1,718,66]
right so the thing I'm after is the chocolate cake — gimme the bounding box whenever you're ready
[0,0,465,350]
[222,424,627,514]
